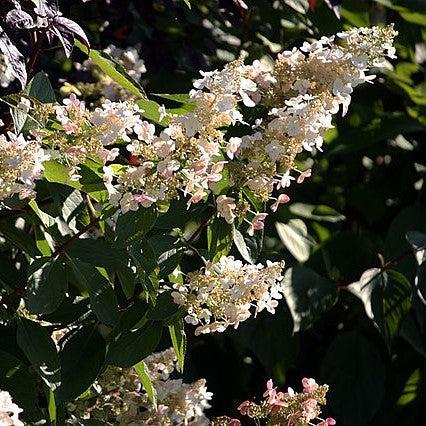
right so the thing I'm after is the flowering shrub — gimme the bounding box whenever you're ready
[1,0,425,425]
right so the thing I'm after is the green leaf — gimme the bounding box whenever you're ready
[129,241,160,304]
[147,291,182,322]
[16,318,61,390]
[136,98,168,125]
[114,207,157,248]
[66,239,128,271]
[282,266,338,332]
[106,322,162,367]
[275,219,314,262]
[12,71,55,134]
[23,71,55,103]
[348,268,412,349]
[152,93,192,104]
[168,318,186,372]
[207,217,233,262]
[0,254,23,293]
[57,326,106,403]
[28,199,56,229]
[25,258,68,315]
[182,0,191,9]
[74,40,146,98]
[289,203,346,223]
[406,231,426,265]
[134,360,157,408]
[385,204,426,263]
[43,160,108,202]
[0,221,40,257]
[233,227,254,264]
[321,332,385,426]
[68,261,119,326]
[148,235,185,278]
[0,349,42,422]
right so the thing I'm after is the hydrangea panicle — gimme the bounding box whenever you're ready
[171,256,285,335]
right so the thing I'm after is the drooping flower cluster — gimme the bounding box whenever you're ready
[0,390,24,426]
[67,348,213,425]
[0,132,48,201]
[227,378,335,426]
[171,256,285,335]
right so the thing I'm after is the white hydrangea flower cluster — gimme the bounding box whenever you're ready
[2,26,397,234]
[67,348,213,425]
[104,45,147,81]
[171,256,285,335]
[42,94,143,181]
[101,25,397,229]
[0,390,24,426]
[0,132,48,201]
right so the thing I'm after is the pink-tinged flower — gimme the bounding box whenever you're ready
[263,380,288,413]
[228,419,241,426]
[157,158,180,177]
[63,93,84,111]
[207,161,227,183]
[270,194,290,212]
[297,168,312,184]
[187,189,206,206]
[248,213,268,236]
[318,418,337,426]
[216,195,237,224]
[263,379,276,399]
[237,400,251,415]
[62,122,79,134]
[227,137,242,159]
[302,398,318,421]
[302,377,319,393]
[133,193,156,208]
[191,158,209,175]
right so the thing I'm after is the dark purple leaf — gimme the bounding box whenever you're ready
[50,25,74,58]
[0,25,27,88]
[55,17,90,49]
[324,0,343,18]
[5,9,35,30]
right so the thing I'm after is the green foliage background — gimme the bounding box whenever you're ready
[1,0,426,425]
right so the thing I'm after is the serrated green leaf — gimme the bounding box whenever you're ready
[348,268,412,349]
[207,217,233,262]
